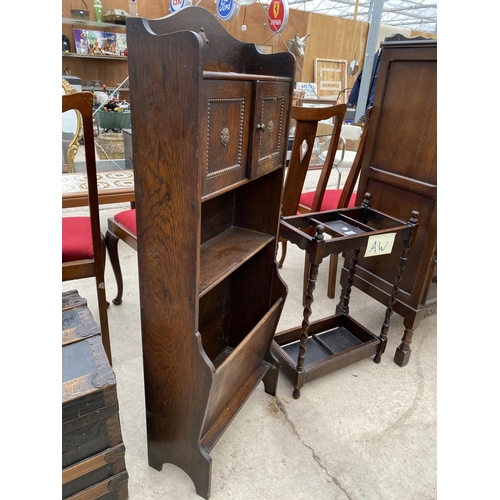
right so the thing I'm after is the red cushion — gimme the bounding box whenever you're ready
[114,209,137,235]
[62,217,94,262]
[299,189,357,213]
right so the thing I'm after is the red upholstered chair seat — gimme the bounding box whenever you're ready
[62,217,94,262]
[299,190,357,213]
[114,209,137,235]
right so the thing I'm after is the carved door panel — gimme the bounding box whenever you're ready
[201,79,252,196]
[248,81,290,178]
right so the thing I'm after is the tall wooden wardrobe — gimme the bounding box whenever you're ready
[126,7,295,499]
[340,38,437,367]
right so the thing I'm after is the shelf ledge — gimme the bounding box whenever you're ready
[62,17,126,29]
[62,52,127,61]
[200,227,274,298]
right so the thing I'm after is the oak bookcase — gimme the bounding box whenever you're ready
[126,7,295,498]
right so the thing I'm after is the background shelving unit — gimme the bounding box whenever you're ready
[62,17,129,98]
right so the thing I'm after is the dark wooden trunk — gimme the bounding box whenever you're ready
[62,290,129,499]
[64,470,129,500]
[62,444,126,498]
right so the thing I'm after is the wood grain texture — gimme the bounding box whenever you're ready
[126,7,294,498]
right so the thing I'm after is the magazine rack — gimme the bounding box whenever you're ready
[272,193,419,399]
[126,6,294,499]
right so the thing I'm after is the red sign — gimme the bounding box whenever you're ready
[268,0,289,33]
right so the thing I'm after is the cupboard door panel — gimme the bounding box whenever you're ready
[201,80,252,195]
[248,81,290,178]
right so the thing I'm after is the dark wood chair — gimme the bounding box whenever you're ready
[62,91,112,364]
[298,107,372,299]
[279,102,346,252]
[279,104,371,302]
[278,103,346,301]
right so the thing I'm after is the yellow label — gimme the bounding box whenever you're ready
[364,233,396,257]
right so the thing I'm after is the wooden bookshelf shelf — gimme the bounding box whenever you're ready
[200,227,273,297]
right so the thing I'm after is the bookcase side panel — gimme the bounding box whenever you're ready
[127,22,215,471]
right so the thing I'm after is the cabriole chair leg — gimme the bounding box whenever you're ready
[105,230,124,305]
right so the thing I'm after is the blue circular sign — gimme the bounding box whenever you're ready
[217,0,240,22]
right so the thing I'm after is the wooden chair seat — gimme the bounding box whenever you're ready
[299,190,356,212]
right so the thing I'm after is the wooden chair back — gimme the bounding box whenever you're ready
[62,91,111,362]
[282,103,346,218]
[62,92,103,279]
[62,78,83,173]
[279,105,372,303]
[334,107,372,210]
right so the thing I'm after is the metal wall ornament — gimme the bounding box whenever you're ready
[347,59,360,77]
[288,34,310,57]
[232,0,257,6]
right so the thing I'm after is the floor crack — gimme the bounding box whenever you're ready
[275,397,353,500]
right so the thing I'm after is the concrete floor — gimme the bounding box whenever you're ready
[62,165,437,499]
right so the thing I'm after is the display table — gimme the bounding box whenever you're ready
[62,170,135,208]
[272,194,419,399]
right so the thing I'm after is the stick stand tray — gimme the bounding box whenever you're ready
[272,193,419,399]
